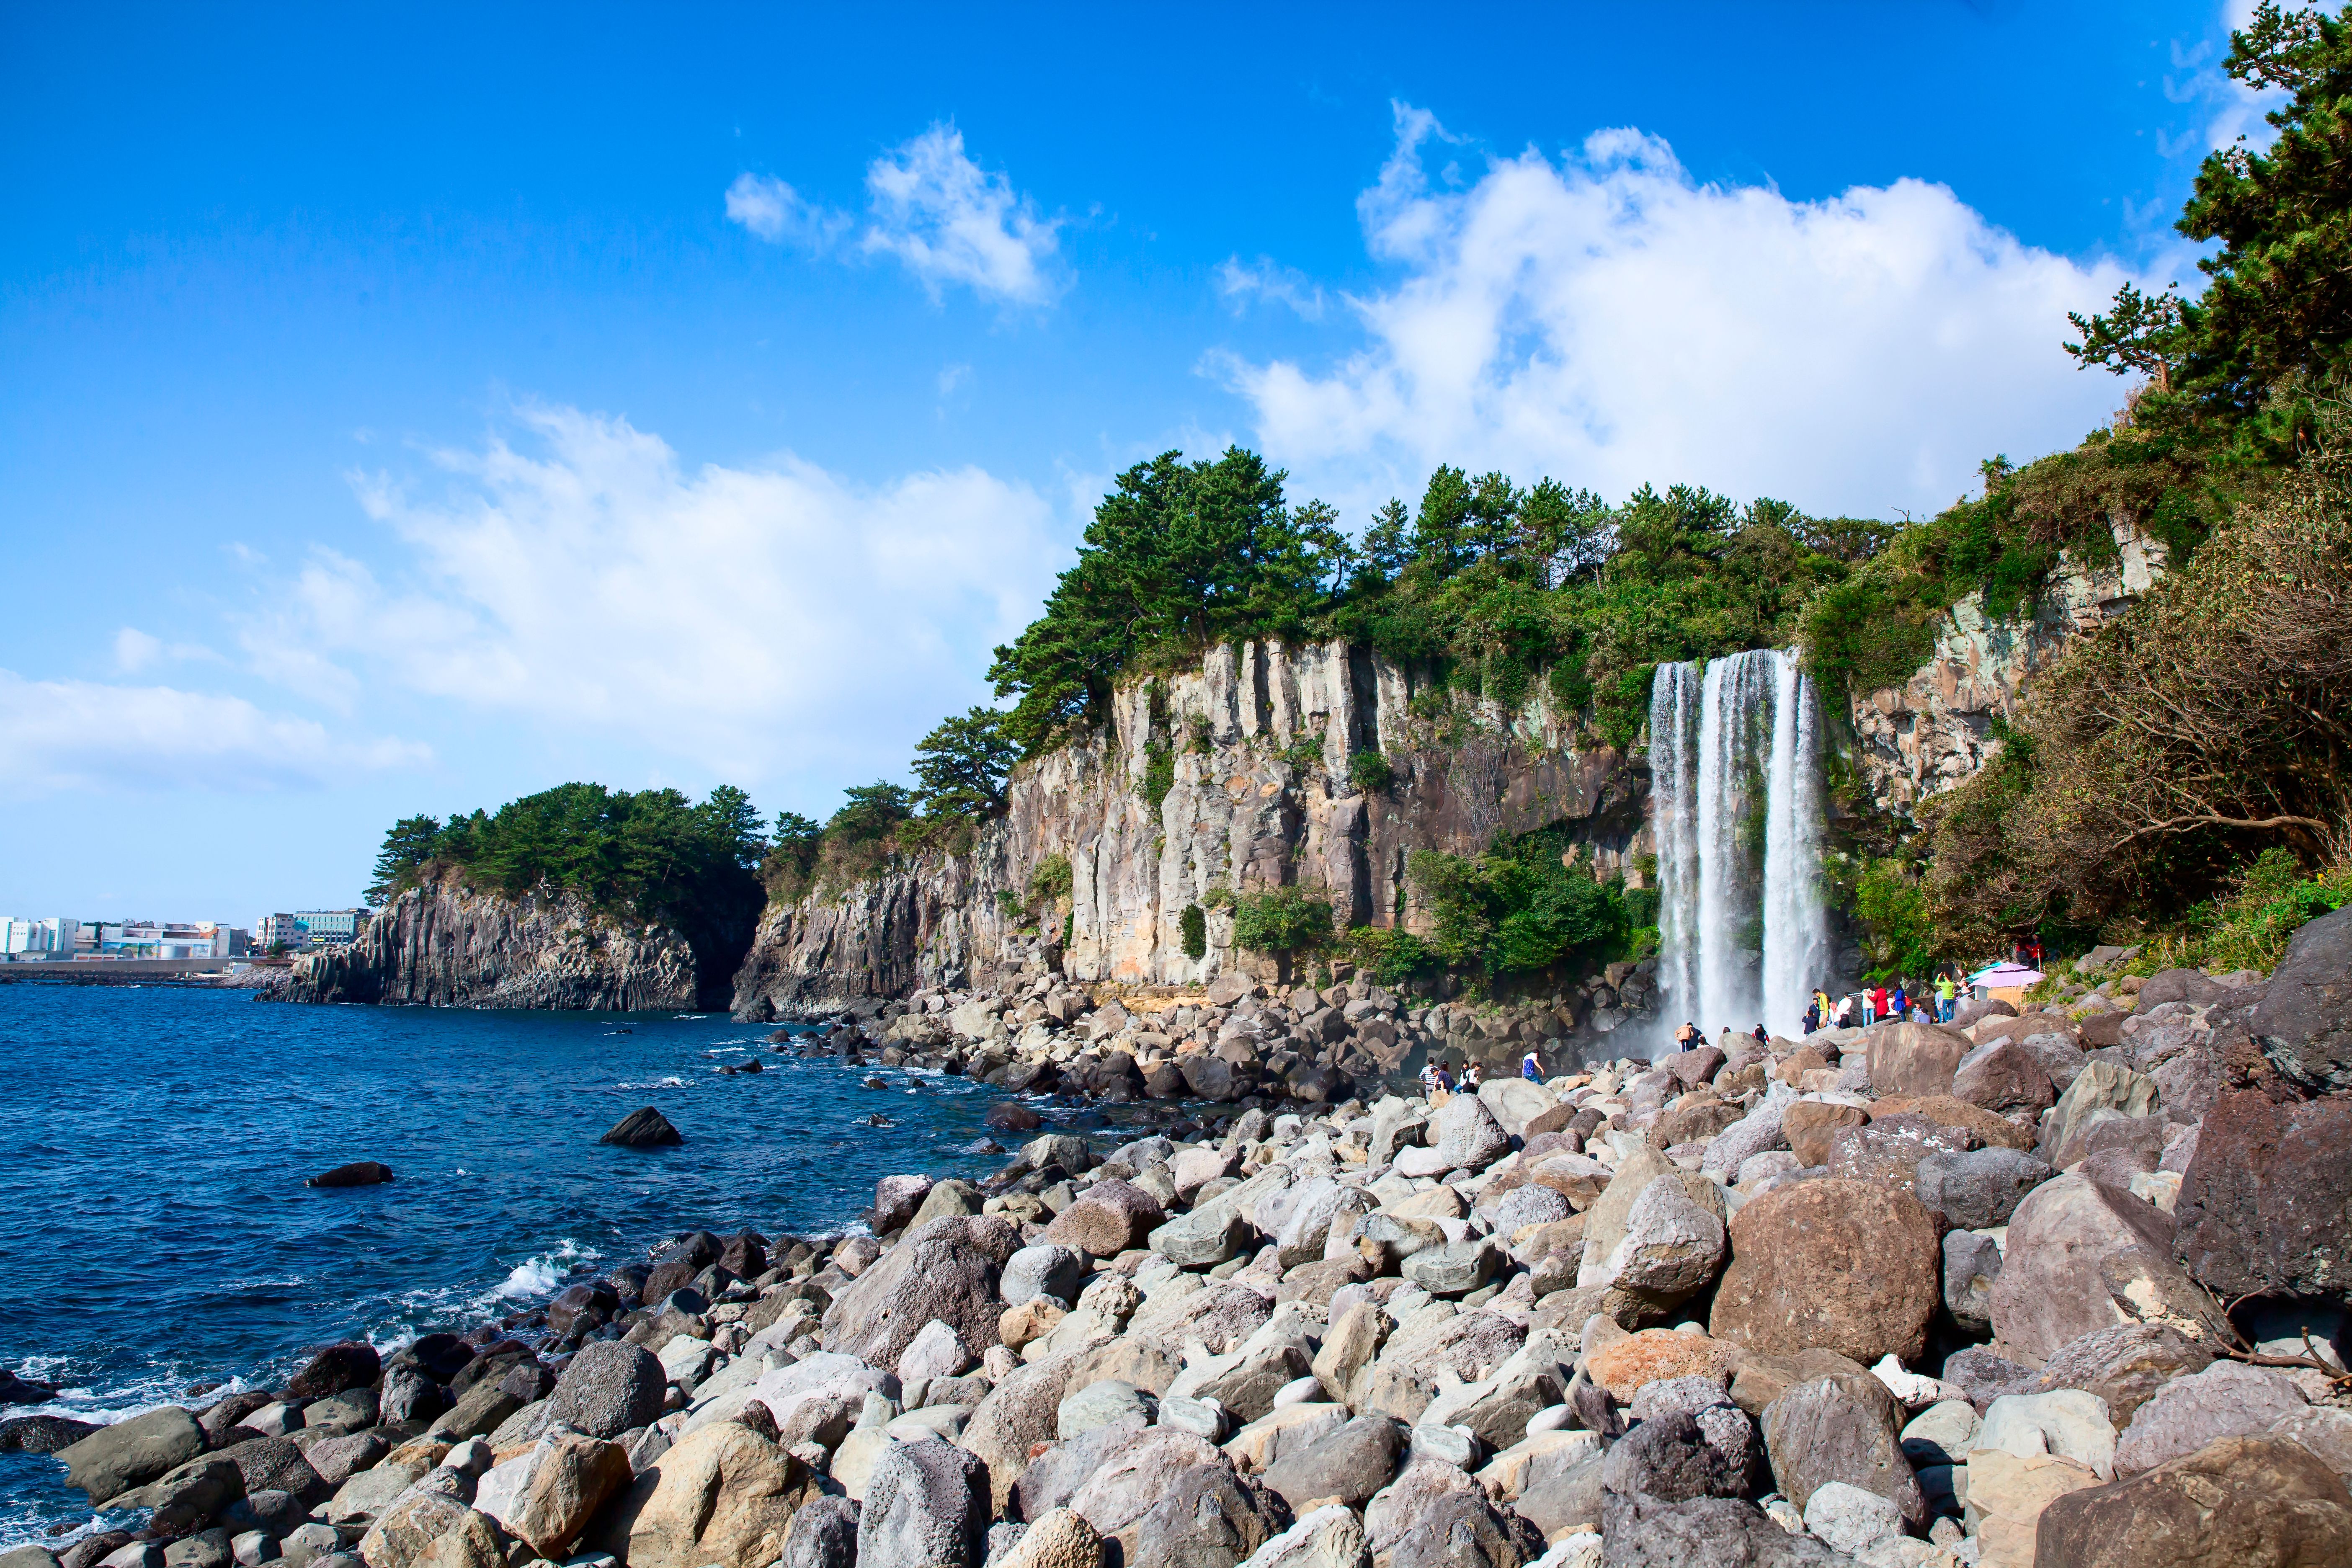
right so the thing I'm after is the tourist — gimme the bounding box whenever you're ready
[1833,993,1854,1029]
[1522,1048,1544,1082]
[1911,998,1932,1024]
[1870,982,1888,1025]
[1751,1023,1769,1045]
[1890,980,1908,1019]
[1674,1020,1698,1051]
[1936,970,1958,1022]
[1803,999,1820,1034]
[1430,1063,1454,1103]
[1462,1062,1483,1091]
[1419,1060,1439,1097]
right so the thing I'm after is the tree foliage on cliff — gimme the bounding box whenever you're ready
[1407,827,1655,979]
[1922,433,2352,950]
[366,783,769,926]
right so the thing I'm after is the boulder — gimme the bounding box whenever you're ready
[2113,1361,2308,1475]
[0,1415,99,1454]
[1431,1094,1513,1171]
[2274,1406,2352,1487]
[870,1174,936,1233]
[1707,1179,1940,1365]
[1002,1245,1089,1307]
[1596,1494,1844,1565]
[899,1319,975,1383]
[1232,1504,1364,1568]
[1864,1021,1974,1097]
[821,1217,1009,1370]
[2042,1061,2160,1163]
[306,1162,394,1189]
[1952,1039,2057,1114]
[1822,1114,1968,1194]
[355,1491,472,1568]
[1986,1173,2223,1363]
[1592,1176,1725,1307]
[2032,1433,2352,1567]
[609,1421,813,1568]
[1477,1078,1559,1138]
[1041,1178,1165,1257]
[1977,1389,2118,1479]
[2035,1323,2213,1425]
[1151,1205,1255,1269]
[1870,1092,2038,1152]
[1128,1462,1291,1567]
[544,1341,665,1439]
[1699,1091,1792,1182]
[1781,1101,1866,1169]
[2252,905,2352,1094]
[962,1352,1082,1512]
[1260,1415,1403,1512]
[1063,1426,1231,1547]
[59,1408,207,1504]
[1377,1489,1541,1568]
[1961,1447,2098,1568]
[472,1431,630,1558]
[1801,1480,1904,1556]
[2174,1090,2352,1303]
[1759,1373,1924,1527]
[1601,1409,1743,1502]
[780,1496,860,1568]
[1584,1330,1741,1403]
[141,1458,245,1537]
[1914,1146,2053,1230]
[1944,1229,2003,1333]
[856,1439,988,1568]
[598,1107,682,1147]
[1402,1240,1501,1298]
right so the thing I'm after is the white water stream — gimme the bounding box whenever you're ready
[1647,649,1831,1041]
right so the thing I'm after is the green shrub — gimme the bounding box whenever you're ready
[1180,903,1208,959]
[1028,853,1073,906]
[1232,885,1333,953]
[1202,885,1233,909]
[1141,742,1176,820]
[1343,926,1438,986]
[1854,857,1943,980]
[1349,750,1393,793]
[1277,737,1325,773]
[1407,826,1641,976]
[993,888,1021,921]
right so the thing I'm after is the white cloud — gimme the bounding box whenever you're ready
[724,172,851,249]
[242,403,1064,785]
[1216,105,2154,519]
[1216,255,1326,320]
[859,125,1065,306]
[0,671,428,796]
[2162,2,2292,163]
[113,628,162,673]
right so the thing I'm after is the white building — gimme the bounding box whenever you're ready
[0,917,78,955]
[294,908,370,945]
[256,913,311,952]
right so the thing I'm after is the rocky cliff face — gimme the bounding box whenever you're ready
[734,639,1648,1020]
[279,877,701,1011]
[1848,515,2169,818]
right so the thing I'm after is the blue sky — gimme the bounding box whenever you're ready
[0,1,2272,919]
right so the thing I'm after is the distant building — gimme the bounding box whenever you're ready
[294,908,370,946]
[96,920,235,958]
[0,917,78,955]
[255,913,311,952]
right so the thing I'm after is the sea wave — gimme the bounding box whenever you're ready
[616,1076,686,1088]
[493,1238,597,1300]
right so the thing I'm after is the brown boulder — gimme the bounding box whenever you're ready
[1864,1021,1974,1097]
[1708,1179,1941,1365]
[1952,1038,2058,1114]
[1782,1101,1866,1168]
[604,1423,815,1568]
[1823,1114,1969,1195]
[1040,1178,1165,1257]
[1773,1047,1828,1083]
[2174,1091,2352,1303]
[1584,1329,1742,1401]
[1656,1096,1745,1147]
[2032,1434,2352,1567]
[1870,1093,2037,1152]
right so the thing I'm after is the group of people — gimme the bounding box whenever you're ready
[1417,1044,1554,1103]
[1800,971,1962,1034]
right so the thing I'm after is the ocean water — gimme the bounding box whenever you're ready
[0,984,1096,1548]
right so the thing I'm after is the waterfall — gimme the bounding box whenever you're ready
[1648,649,1831,1043]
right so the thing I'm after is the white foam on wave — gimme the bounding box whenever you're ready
[493,1238,597,1300]
[616,1076,686,1089]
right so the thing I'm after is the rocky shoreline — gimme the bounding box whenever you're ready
[8,908,2351,1568]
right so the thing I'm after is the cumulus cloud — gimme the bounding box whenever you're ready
[724,172,851,249]
[860,124,1065,305]
[727,124,1065,307]
[1216,104,2153,520]
[240,403,1063,785]
[1216,255,1326,320]
[0,671,428,796]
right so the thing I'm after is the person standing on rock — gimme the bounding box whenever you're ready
[1870,982,1888,1024]
[1803,998,1820,1034]
[1936,970,1958,1022]
[1890,979,1908,1019]
[1522,1048,1544,1082]
[1462,1061,1483,1091]
[1751,1023,1769,1045]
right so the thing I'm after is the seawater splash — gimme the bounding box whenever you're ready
[1649,649,1832,1041]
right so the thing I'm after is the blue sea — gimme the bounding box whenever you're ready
[0,983,1106,1548]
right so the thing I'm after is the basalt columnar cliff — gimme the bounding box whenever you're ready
[732,640,1648,1021]
[278,878,705,1012]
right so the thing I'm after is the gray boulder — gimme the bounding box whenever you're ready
[1598,1495,1846,1567]
[822,1217,1011,1371]
[58,1408,206,1504]
[1127,1462,1291,1567]
[1759,1374,1924,1527]
[1150,1205,1253,1269]
[1601,1411,1743,1504]
[1942,1230,2002,1333]
[1260,1415,1403,1512]
[1432,1095,1512,1171]
[2254,905,2352,1093]
[1381,1491,1542,1568]
[1001,1245,1088,1307]
[545,1341,665,1439]
[1400,1240,1499,1298]
[1914,1146,2052,1230]
[857,1439,988,1568]
[2113,1361,2308,1475]
[781,1496,859,1568]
